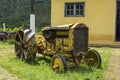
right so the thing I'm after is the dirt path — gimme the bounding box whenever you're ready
[0,46,19,80]
[0,67,19,80]
[104,48,120,80]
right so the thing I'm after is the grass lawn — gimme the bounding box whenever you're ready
[0,41,111,80]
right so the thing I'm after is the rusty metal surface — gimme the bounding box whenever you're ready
[0,33,7,40]
[14,29,37,61]
[73,23,88,66]
[42,27,69,31]
[73,23,88,55]
[0,32,10,41]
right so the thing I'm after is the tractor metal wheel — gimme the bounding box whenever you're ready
[14,30,36,61]
[51,54,68,73]
[15,31,26,60]
[85,50,101,68]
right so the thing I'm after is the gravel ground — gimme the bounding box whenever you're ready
[104,48,120,80]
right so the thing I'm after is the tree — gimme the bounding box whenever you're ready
[0,0,51,29]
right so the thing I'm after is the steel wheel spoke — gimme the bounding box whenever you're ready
[24,50,28,60]
[20,51,24,60]
[18,33,22,43]
[15,41,21,46]
[16,49,22,55]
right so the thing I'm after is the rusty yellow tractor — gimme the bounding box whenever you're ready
[14,23,101,73]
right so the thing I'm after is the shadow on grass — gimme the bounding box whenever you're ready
[25,59,40,66]
[15,56,102,76]
[37,56,51,63]
[26,56,102,74]
[68,66,94,74]
[68,66,102,80]
[26,56,51,66]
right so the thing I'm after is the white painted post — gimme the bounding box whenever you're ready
[3,23,5,31]
[30,14,35,34]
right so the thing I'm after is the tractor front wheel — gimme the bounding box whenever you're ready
[85,50,101,68]
[51,54,68,73]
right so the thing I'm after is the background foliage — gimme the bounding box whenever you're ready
[0,0,51,30]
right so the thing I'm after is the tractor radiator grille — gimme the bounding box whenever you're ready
[73,24,88,55]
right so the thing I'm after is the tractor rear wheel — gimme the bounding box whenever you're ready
[15,31,26,60]
[85,50,101,68]
[51,54,68,73]
[14,29,37,61]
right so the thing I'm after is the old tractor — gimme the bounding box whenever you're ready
[14,23,101,73]
[0,31,9,41]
